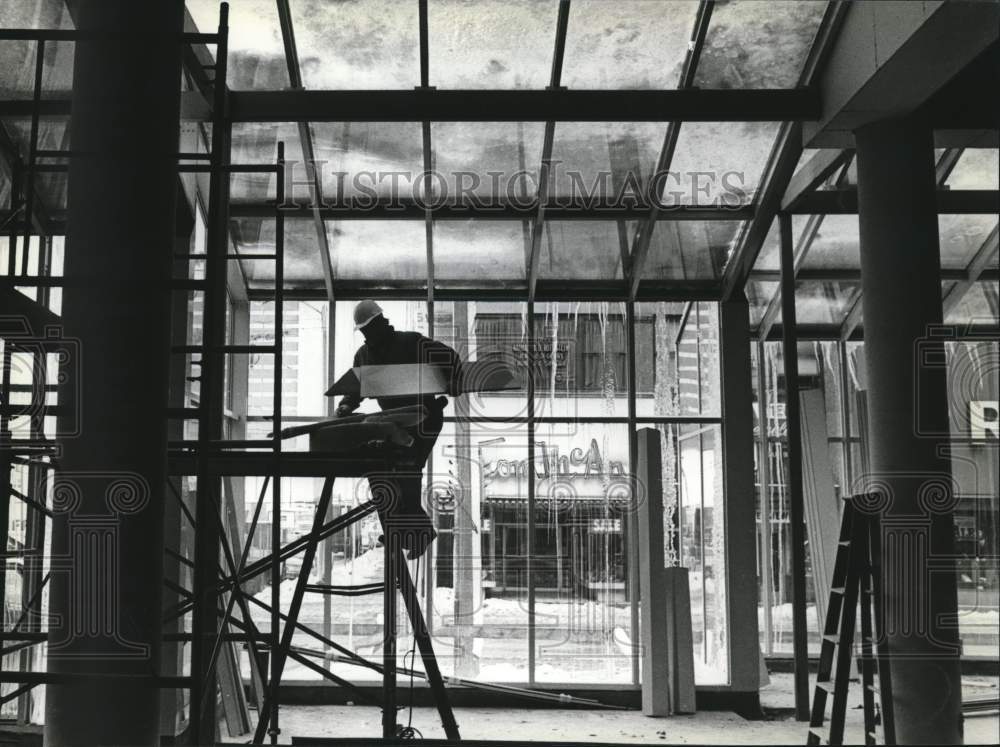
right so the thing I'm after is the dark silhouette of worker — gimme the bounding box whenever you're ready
[336,300,461,559]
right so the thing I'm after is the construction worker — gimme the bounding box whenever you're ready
[336,300,462,559]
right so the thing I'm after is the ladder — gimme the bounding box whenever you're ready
[250,476,461,742]
[808,494,896,746]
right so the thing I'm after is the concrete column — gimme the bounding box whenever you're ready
[47,2,185,745]
[854,117,962,745]
[719,296,762,698]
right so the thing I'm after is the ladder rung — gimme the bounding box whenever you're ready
[838,540,851,547]
[831,586,846,595]
[816,680,835,694]
[822,633,839,644]
[177,152,211,160]
[865,683,879,694]
[867,731,877,740]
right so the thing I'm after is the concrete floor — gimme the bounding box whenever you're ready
[234,674,999,745]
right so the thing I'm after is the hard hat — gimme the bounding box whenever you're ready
[353,299,384,329]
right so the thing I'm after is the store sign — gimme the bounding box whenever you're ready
[483,438,626,480]
[591,518,622,533]
[970,400,998,442]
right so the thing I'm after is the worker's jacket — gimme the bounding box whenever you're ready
[337,326,462,416]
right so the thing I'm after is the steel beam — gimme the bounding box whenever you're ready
[526,0,571,300]
[226,88,821,123]
[230,201,753,221]
[788,188,999,215]
[780,149,853,212]
[627,0,714,301]
[276,0,335,301]
[777,213,811,721]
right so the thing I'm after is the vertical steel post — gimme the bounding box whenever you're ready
[191,5,230,744]
[625,300,640,686]
[778,212,810,720]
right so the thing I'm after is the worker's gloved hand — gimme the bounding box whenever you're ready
[335,403,355,418]
[432,396,448,412]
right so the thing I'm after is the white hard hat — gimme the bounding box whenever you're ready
[353,299,384,329]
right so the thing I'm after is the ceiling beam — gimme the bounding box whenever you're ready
[787,188,999,214]
[225,88,821,123]
[720,121,803,301]
[780,148,853,212]
[276,0,335,302]
[234,202,754,222]
[627,0,715,301]
[805,0,1000,146]
[720,2,854,302]
[243,278,723,303]
[527,0,571,302]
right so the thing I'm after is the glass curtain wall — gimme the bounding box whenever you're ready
[227,298,727,686]
[753,337,999,660]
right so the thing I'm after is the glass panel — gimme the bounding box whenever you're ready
[549,122,665,203]
[938,215,998,270]
[433,220,526,282]
[676,302,721,417]
[0,0,72,31]
[945,280,1000,326]
[435,301,528,422]
[747,280,778,327]
[291,0,420,89]
[361,301,529,682]
[794,280,860,326]
[675,423,728,684]
[759,342,822,655]
[798,214,860,271]
[187,0,290,89]
[533,302,630,419]
[946,149,1000,190]
[430,122,545,202]
[428,0,559,89]
[232,217,324,288]
[642,220,744,280]
[0,31,74,100]
[1,119,70,215]
[694,0,827,88]
[945,341,999,659]
[327,220,426,282]
[247,300,330,419]
[752,217,781,273]
[311,122,423,202]
[430,422,531,681]
[634,302,686,418]
[531,421,634,683]
[538,221,630,280]
[561,0,698,89]
[230,123,306,204]
[665,122,780,206]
